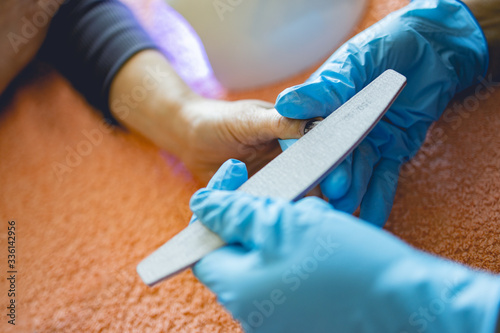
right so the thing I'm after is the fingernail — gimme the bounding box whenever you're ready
[303,117,324,135]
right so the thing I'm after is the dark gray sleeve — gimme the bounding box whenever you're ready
[38,0,158,124]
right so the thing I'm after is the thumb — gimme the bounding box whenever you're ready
[249,107,310,141]
[359,158,400,227]
[275,74,358,120]
[190,189,290,250]
[206,159,248,191]
[189,159,247,224]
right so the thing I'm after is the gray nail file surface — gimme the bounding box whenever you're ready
[137,70,407,286]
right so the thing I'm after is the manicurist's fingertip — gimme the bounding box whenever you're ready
[189,189,211,211]
[320,161,352,200]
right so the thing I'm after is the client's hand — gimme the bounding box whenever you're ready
[110,50,307,183]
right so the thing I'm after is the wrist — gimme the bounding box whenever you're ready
[109,49,198,157]
[142,86,200,158]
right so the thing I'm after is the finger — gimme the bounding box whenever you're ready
[359,158,401,227]
[190,189,291,250]
[206,159,248,191]
[237,106,308,146]
[330,140,381,214]
[320,155,352,201]
[275,74,357,119]
[278,138,296,151]
[277,116,324,151]
[193,246,253,291]
[261,108,310,140]
[193,247,275,315]
[190,159,248,225]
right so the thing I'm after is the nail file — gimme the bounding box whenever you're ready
[137,69,407,286]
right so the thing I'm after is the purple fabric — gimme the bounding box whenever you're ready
[126,0,225,99]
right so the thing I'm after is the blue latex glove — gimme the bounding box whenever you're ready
[191,160,500,333]
[276,0,489,226]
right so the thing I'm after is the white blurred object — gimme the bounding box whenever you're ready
[164,0,368,90]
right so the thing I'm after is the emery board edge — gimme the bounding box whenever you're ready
[137,221,223,286]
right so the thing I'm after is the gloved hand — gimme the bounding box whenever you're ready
[191,160,500,333]
[276,0,489,226]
